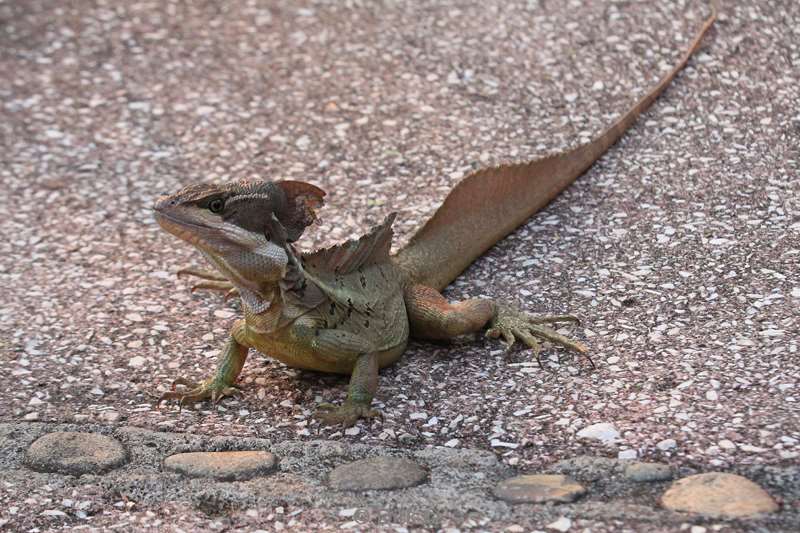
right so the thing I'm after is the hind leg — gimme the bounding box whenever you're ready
[404,284,589,366]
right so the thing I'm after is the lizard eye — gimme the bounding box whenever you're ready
[208,198,224,214]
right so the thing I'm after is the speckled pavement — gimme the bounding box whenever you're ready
[1,0,798,531]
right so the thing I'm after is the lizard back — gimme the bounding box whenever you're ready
[301,214,409,353]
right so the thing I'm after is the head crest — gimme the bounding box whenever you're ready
[222,180,326,243]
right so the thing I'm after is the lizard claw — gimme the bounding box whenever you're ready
[523,313,581,326]
[315,401,382,427]
[486,327,516,352]
[176,267,239,300]
[224,288,239,302]
[176,267,226,281]
[170,377,198,390]
[489,305,592,370]
[189,280,237,295]
[157,377,240,410]
[211,387,240,405]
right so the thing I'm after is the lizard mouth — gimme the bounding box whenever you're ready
[153,210,211,245]
[154,209,207,230]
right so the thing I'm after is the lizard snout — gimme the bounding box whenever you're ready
[153,194,179,212]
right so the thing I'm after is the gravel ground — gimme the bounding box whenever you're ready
[1,0,799,531]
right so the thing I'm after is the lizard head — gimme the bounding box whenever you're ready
[154,179,325,286]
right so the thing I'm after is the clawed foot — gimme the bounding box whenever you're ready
[315,401,382,427]
[157,377,241,410]
[487,306,593,370]
[177,267,238,301]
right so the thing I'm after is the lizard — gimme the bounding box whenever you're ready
[153,9,716,426]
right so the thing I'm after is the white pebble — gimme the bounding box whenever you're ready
[657,438,677,451]
[618,449,638,460]
[547,516,572,532]
[577,422,620,443]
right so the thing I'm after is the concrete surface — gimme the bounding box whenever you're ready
[1,0,798,531]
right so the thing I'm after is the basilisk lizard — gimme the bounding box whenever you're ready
[153,10,716,426]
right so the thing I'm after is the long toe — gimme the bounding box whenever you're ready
[490,305,589,369]
[211,386,240,404]
[157,390,182,406]
[220,386,240,398]
[315,403,377,427]
[223,288,240,302]
[342,413,359,428]
[176,387,212,409]
[157,383,214,409]
[529,324,588,353]
[315,409,341,426]
[525,313,581,325]
[177,267,227,281]
[190,280,235,293]
[171,377,198,390]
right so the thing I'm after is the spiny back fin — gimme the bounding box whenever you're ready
[303,213,396,274]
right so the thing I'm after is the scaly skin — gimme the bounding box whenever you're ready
[152,10,716,426]
[153,183,585,426]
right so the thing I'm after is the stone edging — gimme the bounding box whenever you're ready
[1,422,795,530]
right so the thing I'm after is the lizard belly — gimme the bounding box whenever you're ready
[243,308,409,375]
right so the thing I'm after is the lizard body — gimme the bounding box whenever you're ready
[242,214,410,375]
[154,10,716,425]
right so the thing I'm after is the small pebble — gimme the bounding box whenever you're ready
[576,423,620,443]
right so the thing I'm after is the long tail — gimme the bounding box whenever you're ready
[394,7,716,292]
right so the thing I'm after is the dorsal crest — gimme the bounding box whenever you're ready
[303,213,396,274]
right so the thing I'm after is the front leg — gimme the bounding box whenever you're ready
[405,284,589,367]
[295,325,381,427]
[316,352,381,427]
[158,320,249,409]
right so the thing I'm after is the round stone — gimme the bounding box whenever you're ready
[25,431,127,475]
[493,474,586,504]
[624,462,673,482]
[163,451,277,481]
[329,457,427,491]
[661,472,778,518]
